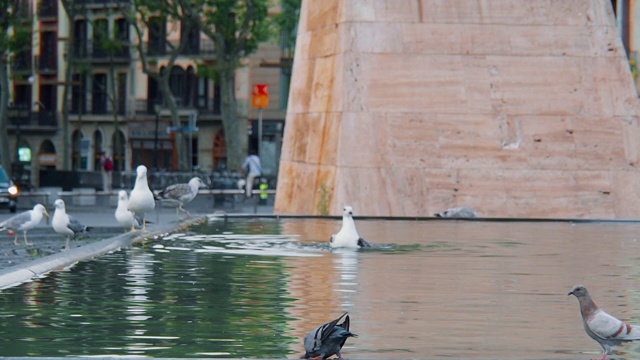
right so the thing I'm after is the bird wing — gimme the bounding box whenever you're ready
[303,313,349,354]
[160,183,192,201]
[587,310,640,340]
[358,237,372,248]
[0,211,32,229]
[67,216,88,234]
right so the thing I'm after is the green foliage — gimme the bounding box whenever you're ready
[0,0,32,58]
[273,0,301,49]
[196,0,271,64]
[317,184,330,216]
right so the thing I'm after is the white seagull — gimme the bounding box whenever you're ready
[115,190,143,231]
[127,165,155,231]
[569,285,640,359]
[0,203,49,245]
[52,199,91,250]
[156,176,206,218]
[330,205,372,248]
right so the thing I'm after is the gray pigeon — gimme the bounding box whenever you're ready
[435,206,477,218]
[569,285,640,359]
[302,312,356,359]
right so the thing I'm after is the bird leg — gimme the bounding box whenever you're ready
[65,237,71,250]
[23,232,32,246]
[141,217,149,232]
[13,235,19,246]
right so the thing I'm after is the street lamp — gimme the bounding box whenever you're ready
[153,102,161,170]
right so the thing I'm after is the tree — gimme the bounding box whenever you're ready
[189,0,271,170]
[126,0,193,170]
[0,0,31,171]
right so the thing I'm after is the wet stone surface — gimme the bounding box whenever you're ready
[0,227,126,270]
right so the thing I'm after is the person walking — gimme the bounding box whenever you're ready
[242,149,262,198]
[100,151,114,192]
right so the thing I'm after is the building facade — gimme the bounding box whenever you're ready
[7,0,291,189]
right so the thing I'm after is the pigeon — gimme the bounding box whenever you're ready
[127,165,156,231]
[0,203,49,245]
[302,312,356,359]
[568,285,640,359]
[156,176,206,218]
[330,206,372,248]
[115,190,143,231]
[435,206,478,218]
[52,199,91,250]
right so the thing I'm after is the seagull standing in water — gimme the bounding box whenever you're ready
[0,203,49,245]
[115,190,143,231]
[156,176,206,218]
[127,165,155,231]
[330,206,372,248]
[52,199,91,250]
[302,312,357,359]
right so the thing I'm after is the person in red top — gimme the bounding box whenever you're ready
[100,151,114,191]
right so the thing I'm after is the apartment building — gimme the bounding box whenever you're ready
[7,0,291,189]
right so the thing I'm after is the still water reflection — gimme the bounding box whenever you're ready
[2,218,640,358]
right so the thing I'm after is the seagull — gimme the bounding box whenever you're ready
[568,285,640,359]
[302,312,356,359]
[127,165,155,231]
[330,206,372,248]
[0,203,49,245]
[52,199,91,250]
[115,190,143,231]
[156,176,206,218]
[435,206,478,218]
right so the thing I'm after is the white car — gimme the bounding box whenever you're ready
[0,166,18,213]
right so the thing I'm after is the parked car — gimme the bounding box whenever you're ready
[0,166,18,213]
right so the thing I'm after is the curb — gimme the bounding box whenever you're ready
[0,215,208,290]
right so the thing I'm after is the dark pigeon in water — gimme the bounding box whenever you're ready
[52,199,91,250]
[330,206,372,248]
[569,285,640,359]
[302,312,356,359]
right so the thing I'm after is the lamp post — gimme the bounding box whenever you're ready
[153,103,161,170]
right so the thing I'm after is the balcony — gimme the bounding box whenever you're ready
[36,55,57,73]
[145,38,215,58]
[11,53,32,72]
[37,1,57,19]
[135,99,221,116]
[7,107,58,131]
[74,0,130,6]
[72,40,130,63]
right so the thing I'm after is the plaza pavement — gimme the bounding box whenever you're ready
[0,193,275,289]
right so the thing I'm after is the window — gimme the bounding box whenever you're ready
[92,74,107,114]
[71,73,86,114]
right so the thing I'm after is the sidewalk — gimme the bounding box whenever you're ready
[0,195,275,289]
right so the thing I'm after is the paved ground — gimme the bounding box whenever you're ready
[0,193,275,272]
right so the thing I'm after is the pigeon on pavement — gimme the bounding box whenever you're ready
[156,176,206,218]
[0,204,49,245]
[330,206,372,248]
[127,165,155,231]
[568,285,640,359]
[302,312,356,359]
[52,199,91,250]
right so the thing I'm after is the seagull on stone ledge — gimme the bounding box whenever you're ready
[0,203,49,245]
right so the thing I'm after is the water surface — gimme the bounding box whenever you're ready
[1,218,640,359]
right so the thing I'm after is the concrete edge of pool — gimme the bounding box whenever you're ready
[0,216,208,290]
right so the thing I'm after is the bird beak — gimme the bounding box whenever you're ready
[568,291,574,296]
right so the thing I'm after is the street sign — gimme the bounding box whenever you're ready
[252,84,269,108]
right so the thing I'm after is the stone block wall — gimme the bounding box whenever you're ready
[275,0,640,218]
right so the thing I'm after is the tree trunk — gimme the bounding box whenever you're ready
[0,58,11,170]
[219,65,246,171]
[157,77,187,170]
